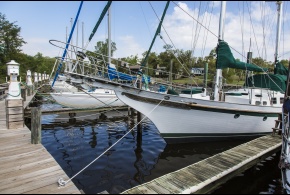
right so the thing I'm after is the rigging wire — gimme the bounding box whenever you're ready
[140,2,158,54]
[193,2,208,60]
[246,1,261,58]
[172,1,284,92]
[238,1,245,62]
[201,2,214,59]
[190,1,202,66]
[148,2,196,83]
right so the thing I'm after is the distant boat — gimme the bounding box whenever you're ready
[49,1,126,109]
[49,75,78,93]
[50,88,125,109]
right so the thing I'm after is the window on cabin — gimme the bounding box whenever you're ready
[255,101,261,106]
[263,101,267,106]
[280,98,284,104]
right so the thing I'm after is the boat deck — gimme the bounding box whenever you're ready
[121,134,282,194]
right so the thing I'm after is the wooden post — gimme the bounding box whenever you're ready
[136,81,142,138]
[34,82,38,90]
[6,99,24,129]
[21,87,26,101]
[128,106,131,116]
[27,87,30,96]
[31,106,41,144]
[204,62,208,88]
[27,86,33,96]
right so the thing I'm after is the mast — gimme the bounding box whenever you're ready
[213,1,226,101]
[76,20,79,49]
[51,1,83,87]
[108,6,111,65]
[65,26,68,72]
[69,18,73,72]
[274,1,283,63]
[82,22,84,50]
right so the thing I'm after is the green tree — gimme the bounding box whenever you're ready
[0,12,26,82]
[0,13,26,60]
[94,38,117,57]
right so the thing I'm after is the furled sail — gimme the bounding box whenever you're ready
[216,40,268,72]
[274,61,288,75]
[245,73,286,92]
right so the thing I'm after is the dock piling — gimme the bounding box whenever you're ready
[21,87,27,101]
[31,106,41,144]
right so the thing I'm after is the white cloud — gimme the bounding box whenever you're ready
[157,1,290,62]
[21,38,64,57]
[113,35,146,59]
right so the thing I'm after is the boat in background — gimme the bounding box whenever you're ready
[49,75,78,93]
[50,88,125,109]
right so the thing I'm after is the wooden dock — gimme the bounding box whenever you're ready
[0,93,81,194]
[121,134,282,194]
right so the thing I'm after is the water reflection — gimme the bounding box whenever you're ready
[31,103,284,194]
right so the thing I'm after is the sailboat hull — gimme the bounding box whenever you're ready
[115,90,280,144]
[50,90,125,109]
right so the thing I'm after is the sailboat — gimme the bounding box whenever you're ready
[50,1,126,109]
[50,1,286,143]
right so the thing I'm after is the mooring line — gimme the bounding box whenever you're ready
[58,96,167,187]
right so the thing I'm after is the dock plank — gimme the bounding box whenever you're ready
[0,92,81,194]
[121,134,281,194]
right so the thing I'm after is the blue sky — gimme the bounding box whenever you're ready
[1,1,290,63]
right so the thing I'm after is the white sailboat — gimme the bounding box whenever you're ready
[50,1,285,143]
[50,88,124,109]
[50,2,126,109]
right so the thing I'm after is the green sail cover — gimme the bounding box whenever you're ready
[216,40,268,72]
[181,88,203,94]
[274,61,288,75]
[167,88,179,95]
[245,73,286,92]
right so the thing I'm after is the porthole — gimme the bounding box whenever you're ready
[234,114,240,119]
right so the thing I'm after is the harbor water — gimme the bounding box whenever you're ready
[26,102,286,194]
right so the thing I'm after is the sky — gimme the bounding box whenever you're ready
[1,1,290,63]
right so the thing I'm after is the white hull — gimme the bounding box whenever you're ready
[50,80,78,93]
[114,90,280,143]
[63,73,282,143]
[50,89,125,109]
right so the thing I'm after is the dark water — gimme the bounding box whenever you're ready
[26,103,286,194]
